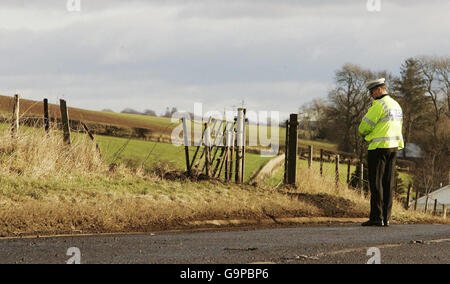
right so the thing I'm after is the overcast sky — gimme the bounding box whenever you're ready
[0,0,449,119]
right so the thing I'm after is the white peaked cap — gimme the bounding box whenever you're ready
[365,78,386,90]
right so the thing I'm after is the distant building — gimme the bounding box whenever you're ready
[411,185,450,213]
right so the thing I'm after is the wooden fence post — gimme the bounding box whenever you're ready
[320,149,323,176]
[190,125,204,170]
[11,94,20,136]
[205,146,211,177]
[199,120,216,171]
[43,98,50,133]
[182,118,191,175]
[81,122,101,155]
[405,184,412,210]
[308,145,313,169]
[59,99,71,145]
[443,205,447,219]
[241,114,247,184]
[284,120,289,184]
[212,122,230,178]
[414,188,419,211]
[229,131,235,181]
[190,117,212,170]
[346,158,351,184]
[433,199,437,216]
[204,123,211,177]
[359,163,364,193]
[335,154,340,186]
[210,120,224,169]
[235,108,245,184]
[224,130,229,180]
[287,114,298,186]
[224,130,232,181]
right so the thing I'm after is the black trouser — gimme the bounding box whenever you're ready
[367,148,397,223]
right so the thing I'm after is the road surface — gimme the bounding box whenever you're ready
[0,224,449,264]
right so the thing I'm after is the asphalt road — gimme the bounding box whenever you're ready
[0,224,449,264]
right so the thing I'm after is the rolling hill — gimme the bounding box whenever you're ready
[0,94,338,151]
[0,94,173,138]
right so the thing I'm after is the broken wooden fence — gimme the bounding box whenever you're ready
[182,108,247,184]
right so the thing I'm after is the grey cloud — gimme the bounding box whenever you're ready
[0,0,449,117]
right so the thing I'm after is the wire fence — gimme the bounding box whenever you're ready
[295,143,447,218]
[3,94,448,219]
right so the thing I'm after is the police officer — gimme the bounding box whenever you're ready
[358,78,404,227]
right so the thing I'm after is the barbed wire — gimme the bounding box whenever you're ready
[141,121,179,167]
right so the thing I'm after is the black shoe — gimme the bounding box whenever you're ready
[383,220,390,227]
[361,220,383,227]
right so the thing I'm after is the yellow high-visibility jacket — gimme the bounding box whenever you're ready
[358,95,404,150]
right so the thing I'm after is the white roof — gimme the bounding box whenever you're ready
[398,143,422,158]
[414,185,450,205]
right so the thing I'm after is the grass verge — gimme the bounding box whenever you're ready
[1,165,447,238]
[0,126,447,238]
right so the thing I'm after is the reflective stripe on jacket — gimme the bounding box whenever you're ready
[358,95,404,150]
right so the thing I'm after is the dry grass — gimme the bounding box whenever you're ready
[0,127,447,238]
[284,168,448,224]
[0,126,317,236]
[0,127,105,179]
[0,177,321,237]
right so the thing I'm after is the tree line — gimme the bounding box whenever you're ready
[299,55,449,196]
[103,107,178,118]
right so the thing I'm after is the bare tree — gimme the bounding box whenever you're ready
[415,153,437,197]
[414,56,449,191]
[435,57,450,117]
[299,99,329,140]
[121,108,142,115]
[325,64,390,154]
[298,99,325,140]
[416,56,448,139]
[162,107,178,118]
[143,109,158,117]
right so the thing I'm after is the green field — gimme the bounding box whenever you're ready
[99,132,410,193]
[247,123,337,151]
[1,122,272,182]
[0,98,339,184]
[99,111,177,129]
[96,134,273,182]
